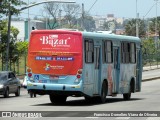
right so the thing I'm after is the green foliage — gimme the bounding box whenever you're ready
[16,41,28,55]
[63,4,80,28]
[83,14,95,31]
[0,19,28,72]
[0,0,26,17]
[149,17,160,39]
[0,20,20,52]
[142,38,156,55]
[125,19,146,37]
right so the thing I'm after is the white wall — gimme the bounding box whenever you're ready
[11,21,25,42]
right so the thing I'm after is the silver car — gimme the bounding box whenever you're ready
[0,71,21,98]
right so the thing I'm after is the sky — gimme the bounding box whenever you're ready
[18,0,160,19]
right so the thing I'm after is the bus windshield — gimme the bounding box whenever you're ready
[27,30,83,75]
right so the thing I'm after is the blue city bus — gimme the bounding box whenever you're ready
[27,30,142,104]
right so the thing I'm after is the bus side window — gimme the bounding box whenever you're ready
[121,42,130,63]
[85,40,94,63]
[103,41,113,63]
[130,43,136,63]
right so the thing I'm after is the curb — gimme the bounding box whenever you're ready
[142,67,160,82]
[142,76,160,82]
[143,67,160,72]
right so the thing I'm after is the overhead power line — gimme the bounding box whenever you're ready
[88,0,98,13]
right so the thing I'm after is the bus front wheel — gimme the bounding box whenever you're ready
[49,95,67,105]
[123,91,131,100]
[123,85,132,100]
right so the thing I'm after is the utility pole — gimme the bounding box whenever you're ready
[6,3,11,71]
[0,31,1,43]
[154,0,158,48]
[136,0,139,37]
[28,0,30,41]
[5,0,75,71]
[59,9,62,28]
[81,3,84,30]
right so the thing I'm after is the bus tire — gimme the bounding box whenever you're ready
[123,91,131,100]
[30,92,33,98]
[50,95,67,105]
[123,85,131,100]
[34,93,36,97]
[98,81,107,103]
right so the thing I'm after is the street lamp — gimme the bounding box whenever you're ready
[6,0,76,71]
[136,0,139,37]
[6,2,11,71]
[154,0,158,48]
[20,0,75,10]
[22,0,76,40]
[28,0,30,41]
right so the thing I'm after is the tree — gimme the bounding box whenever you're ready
[0,20,20,71]
[125,19,146,37]
[15,41,28,74]
[142,39,156,55]
[16,41,28,55]
[0,0,26,71]
[62,4,80,28]
[43,3,60,29]
[82,13,95,31]
[149,17,160,39]
[103,21,114,31]
[0,0,26,18]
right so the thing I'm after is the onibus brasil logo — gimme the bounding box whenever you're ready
[40,34,71,47]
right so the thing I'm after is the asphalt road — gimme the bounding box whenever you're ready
[0,79,160,119]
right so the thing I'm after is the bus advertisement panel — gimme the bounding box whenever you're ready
[27,30,82,75]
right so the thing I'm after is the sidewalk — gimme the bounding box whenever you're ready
[143,65,160,71]
[142,65,160,81]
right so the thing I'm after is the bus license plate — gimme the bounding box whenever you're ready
[50,75,59,80]
[38,80,47,83]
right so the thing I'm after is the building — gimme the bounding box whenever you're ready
[11,20,45,42]
[11,21,25,42]
[24,20,45,41]
[93,14,124,32]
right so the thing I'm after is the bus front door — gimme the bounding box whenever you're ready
[113,47,120,93]
[94,46,101,94]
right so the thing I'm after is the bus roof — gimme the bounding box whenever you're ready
[82,31,141,43]
[31,29,82,36]
[30,29,140,43]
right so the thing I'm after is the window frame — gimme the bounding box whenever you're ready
[130,42,136,63]
[103,40,113,63]
[121,42,136,64]
[84,39,94,63]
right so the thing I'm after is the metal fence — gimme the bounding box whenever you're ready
[0,53,160,75]
[143,53,160,68]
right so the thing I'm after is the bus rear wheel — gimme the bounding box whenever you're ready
[98,81,107,103]
[49,95,67,105]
